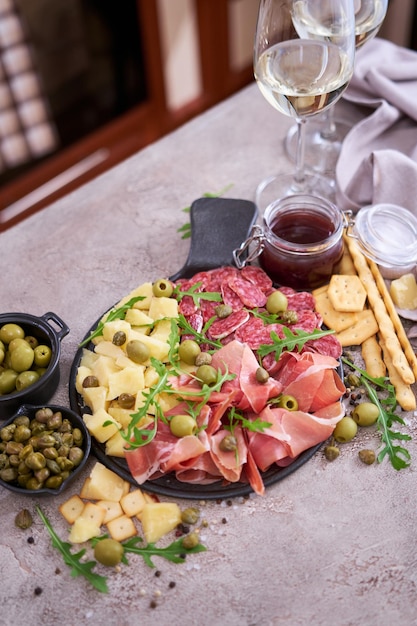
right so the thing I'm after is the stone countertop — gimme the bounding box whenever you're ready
[1,84,416,626]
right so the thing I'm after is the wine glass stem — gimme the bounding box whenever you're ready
[320,107,337,141]
[294,118,306,186]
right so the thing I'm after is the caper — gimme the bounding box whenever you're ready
[47,411,63,430]
[118,393,135,409]
[17,461,31,475]
[195,352,212,367]
[25,477,42,490]
[35,407,53,423]
[45,459,61,475]
[358,449,376,465]
[0,453,8,469]
[25,452,46,471]
[9,454,21,467]
[112,331,127,346]
[45,475,63,489]
[195,364,217,386]
[324,445,340,461]
[68,447,84,466]
[14,415,30,427]
[346,373,361,388]
[214,304,233,319]
[57,457,74,472]
[36,435,57,449]
[169,414,197,438]
[126,340,150,363]
[34,467,50,483]
[13,425,32,443]
[351,402,379,427]
[152,279,173,298]
[266,290,288,314]
[5,441,23,456]
[58,419,72,433]
[0,467,18,482]
[94,538,124,566]
[61,432,74,447]
[82,375,99,388]
[57,444,70,459]
[19,444,34,461]
[181,507,200,525]
[72,428,83,446]
[178,339,201,365]
[279,310,298,325]
[333,417,358,443]
[255,367,269,384]
[1,424,16,442]
[15,508,33,529]
[277,394,298,411]
[219,434,238,452]
[182,531,200,549]
[43,447,58,460]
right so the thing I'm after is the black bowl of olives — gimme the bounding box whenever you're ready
[0,404,91,495]
[0,312,69,420]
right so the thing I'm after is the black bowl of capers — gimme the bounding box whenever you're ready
[0,312,70,420]
[0,404,91,495]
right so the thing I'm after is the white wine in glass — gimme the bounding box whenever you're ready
[284,0,388,176]
[254,0,355,213]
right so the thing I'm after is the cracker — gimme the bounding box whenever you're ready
[313,289,359,332]
[328,274,367,312]
[344,235,415,385]
[335,246,357,275]
[379,337,416,411]
[335,309,379,347]
[361,335,386,379]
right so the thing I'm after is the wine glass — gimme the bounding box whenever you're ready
[284,0,388,177]
[254,0,356,213]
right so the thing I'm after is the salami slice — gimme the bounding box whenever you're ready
[289,310,320,333]
[228,276,267,308]
[208,309,250,340]
[302,335,343,359]
[286,291,316,313]
[241,266,273,292]
[222,283,245,311]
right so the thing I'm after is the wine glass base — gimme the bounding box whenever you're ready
[285,117,353,177]
[255,172,336,216]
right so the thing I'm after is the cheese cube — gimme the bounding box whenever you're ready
[390,273,417,310]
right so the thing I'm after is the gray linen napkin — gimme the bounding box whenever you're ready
[336,38,417,214]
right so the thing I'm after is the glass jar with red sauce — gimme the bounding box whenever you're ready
[234,194,345,290]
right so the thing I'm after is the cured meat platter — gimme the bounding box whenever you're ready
[69,197,343,499]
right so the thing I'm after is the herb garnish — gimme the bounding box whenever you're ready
[173,282,222,307]
[37,507,206,593]
[79,296,145,347]
[258,326,336,362]
[342,358,411,470]
[36,506,109,593]
[177,186,233,239]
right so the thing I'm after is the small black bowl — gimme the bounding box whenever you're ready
[0,403,91,495]
[0,312,69,420]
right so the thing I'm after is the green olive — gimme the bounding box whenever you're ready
[24,336,39,349]
[126,340,150,363]
[277,394,298,411]
[351,402,379,427]
[266,291,288,314]
[169,414,197,438]
[178,339,201,365]
[8,337,28,352]
[333,416,358,443]
[0,323,25,344]
[33,345,52,368]
[10,343,34,373]
[195,364,217,386]
[94,538,124,566]
[152,279,174,298]
[0,369,18,394]
[16,370,40,392]
[0,347,4,365]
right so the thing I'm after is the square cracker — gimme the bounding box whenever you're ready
[313,289,359,332]
[335,309,379,347]
[328,274,367,312]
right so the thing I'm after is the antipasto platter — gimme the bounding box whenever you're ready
[69,198,346,499]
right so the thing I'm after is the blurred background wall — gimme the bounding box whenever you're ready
[1,0,416,229]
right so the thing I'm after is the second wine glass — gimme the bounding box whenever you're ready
[284,0,389,177]
[254,0,356,213]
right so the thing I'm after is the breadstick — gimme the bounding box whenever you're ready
[379,337,416,411]
[344,235,415,385]
[367,258,417,380]
[361,335,386,379]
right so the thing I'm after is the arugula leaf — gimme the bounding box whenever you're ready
[177,185,233,239]
[177,313,222,350]
[121,536,206,568]
[173,282,222,307]
[258,326,336,362]
[79,296,145,347]
[226,408,272,434]
[36,506,109,593]
[342,358,411,470]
